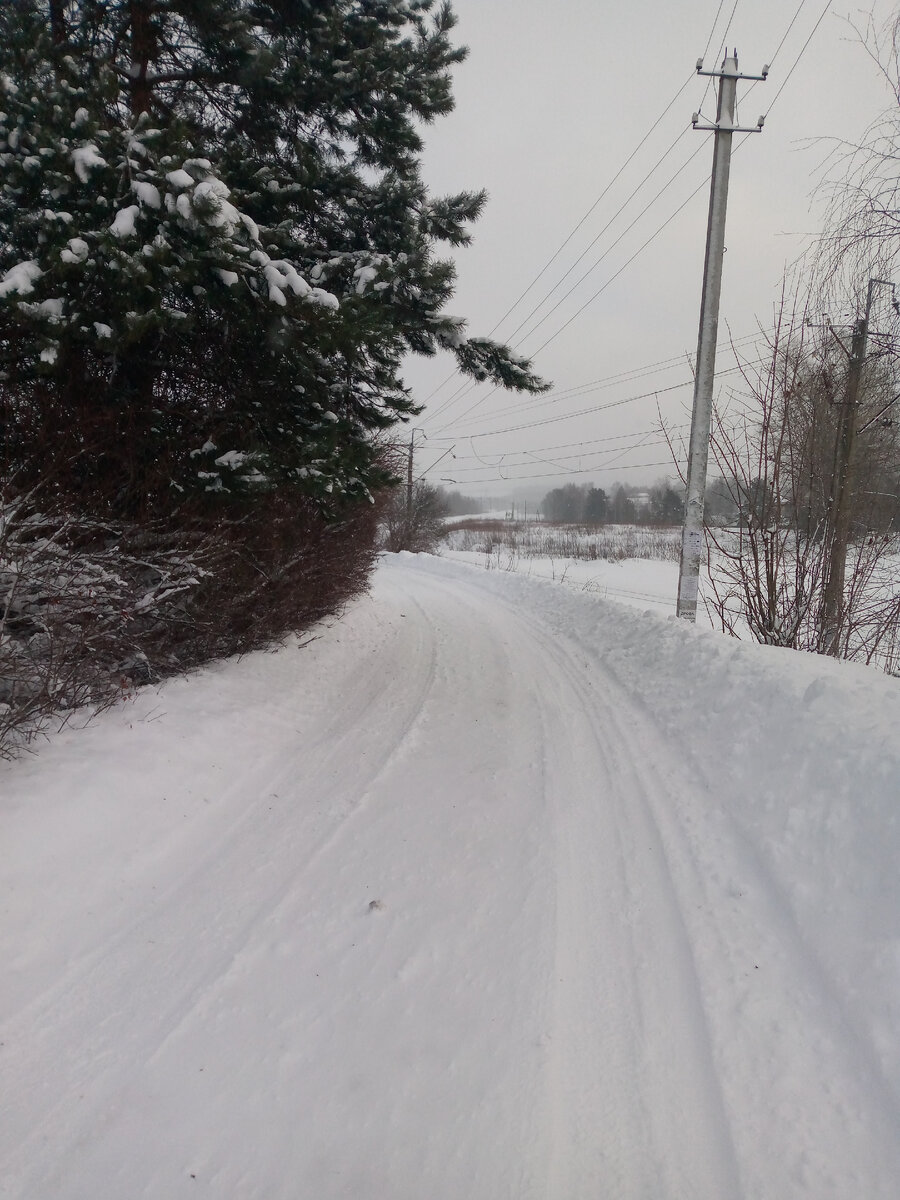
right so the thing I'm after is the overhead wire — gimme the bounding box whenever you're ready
[438,0,826,437]
[431,165,721,435]
[421,71,698,417]
[762,0,833,117]
[429,133,710,428]
[431,162,709,435]
[429,358,769,445]
[492,422,691,456]
[424,0,829,467]
[435,422,691,466]
[426,0,737,422]
[501,128,696,346]
[453,326,774,431]
[437,435,684,475]
[431,460,682,485]
[702,0,729,60]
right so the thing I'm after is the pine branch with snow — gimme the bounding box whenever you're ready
[0,2,546,517]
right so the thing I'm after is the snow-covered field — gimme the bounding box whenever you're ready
[2,551,899,1199]
[442,520,683,617]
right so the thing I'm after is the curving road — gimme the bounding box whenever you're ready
[2,553,898,1199]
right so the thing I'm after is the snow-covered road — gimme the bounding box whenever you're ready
[2,553,899,1199]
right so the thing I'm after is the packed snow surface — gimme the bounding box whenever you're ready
[2,553,899,1199]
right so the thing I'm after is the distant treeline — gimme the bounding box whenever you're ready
[541,482,683,525]
[439,489,489,517]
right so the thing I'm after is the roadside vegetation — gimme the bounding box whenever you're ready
[0,1,544,757]
[443,519,680,563]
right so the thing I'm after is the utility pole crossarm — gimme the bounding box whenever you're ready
[676,50,767,622]
[695,60,769,80]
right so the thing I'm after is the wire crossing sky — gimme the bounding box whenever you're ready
[404,0,894,497]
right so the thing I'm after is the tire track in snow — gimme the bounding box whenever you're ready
[410,556,900,1199]
[139,582,445,1065]
[1,587,444,1192]
[7,554,899,1198]
[591,664,900,1200]
[426,565,742,1200]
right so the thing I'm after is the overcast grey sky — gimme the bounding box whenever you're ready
[404,0,898,500]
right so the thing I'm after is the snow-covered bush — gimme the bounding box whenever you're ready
[0,482,383,758]
[0,496,210,756]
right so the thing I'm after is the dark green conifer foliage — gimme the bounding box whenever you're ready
[0,1,546,515]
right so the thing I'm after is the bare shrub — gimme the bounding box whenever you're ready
[0,482,383,758]
[0,495,211,757]
[382,480,449,553]
[703,306,900,667]
[443,520,680,562]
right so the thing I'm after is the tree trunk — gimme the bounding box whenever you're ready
[49,0,67,45]
[129,1,155,117]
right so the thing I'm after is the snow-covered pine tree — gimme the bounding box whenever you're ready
[0,1,546,515]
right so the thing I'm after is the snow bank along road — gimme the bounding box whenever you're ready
[2,553,900,1199]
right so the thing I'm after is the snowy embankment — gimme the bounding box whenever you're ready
[446,547,680,615]
[2,552,899,1199]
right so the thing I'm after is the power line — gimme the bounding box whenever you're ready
[451,327,773,432]
[425,0,825,443]
[430,358,767,444]
[434,459,681,484]
[764,0,833,117]
[717,0,742,59]
[433,135,713,430]
[488,79,697,342]
[436,129,777,435]
[426,2,735,424]
[431,150,714,434]
[419,420,696,482]
[529,170,721,356]
[503,127,696,346]
[702,0,729,61]
[453,421,693,460]
[426,2,760,429]
[435,434,681,475]
[763,0,813,71]
[422,73,697,418]
[442,428,685,466]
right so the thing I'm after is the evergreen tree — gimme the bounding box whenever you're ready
[0,1,546,515]
[583,486,607,524]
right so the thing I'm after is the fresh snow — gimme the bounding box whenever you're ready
[133,180,162,210]
[0,260,42,298]
[2,553,899,1199]
[213,450,251,469]
[61,237,89,264]
[71,143,106,183]
[191,178,241,233]
[110,205,140,239]
[165,169,195,190]
[446,546,680,617]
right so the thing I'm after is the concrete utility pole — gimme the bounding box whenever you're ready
[407,429,415,527]
[676,52,767,620]
[821,277,893,653]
